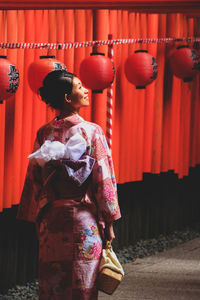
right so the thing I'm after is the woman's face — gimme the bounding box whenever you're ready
[68,77,89,109]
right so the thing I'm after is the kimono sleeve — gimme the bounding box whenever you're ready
[16,137,43,223]
[92,125,121,224]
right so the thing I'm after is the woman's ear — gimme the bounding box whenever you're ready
[64,94,71,103]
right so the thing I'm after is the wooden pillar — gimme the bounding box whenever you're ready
[92,10,109,133]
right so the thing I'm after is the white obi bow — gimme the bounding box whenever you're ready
[29,133,87,166]
[28,133,95,186]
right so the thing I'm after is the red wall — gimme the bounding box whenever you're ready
[0,10,200,211]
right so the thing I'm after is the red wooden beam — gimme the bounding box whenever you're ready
[0,0,200,12]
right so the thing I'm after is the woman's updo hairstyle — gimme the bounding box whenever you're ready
[39,69,76,110]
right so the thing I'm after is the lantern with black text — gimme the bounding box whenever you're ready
[28,56,66,93]
[0,56,19,103]
[124,50,158,89]
[169,45,200,82]
[79,53,115,93]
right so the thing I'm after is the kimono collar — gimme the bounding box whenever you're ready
[51,113,84,129]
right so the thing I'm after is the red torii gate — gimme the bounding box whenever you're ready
[0,0,199,12]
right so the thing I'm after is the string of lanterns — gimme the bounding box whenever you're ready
[0,38,200,103]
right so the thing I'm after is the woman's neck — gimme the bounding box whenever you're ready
[57,106,80,120]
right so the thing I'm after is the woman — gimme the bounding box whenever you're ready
[17,69,121,300]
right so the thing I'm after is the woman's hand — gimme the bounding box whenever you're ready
[105,222,115,242]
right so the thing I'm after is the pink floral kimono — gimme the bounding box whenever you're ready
[17,114,121,300]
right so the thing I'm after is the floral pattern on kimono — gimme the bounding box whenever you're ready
[38,200,102,300]
[91,124,121,224]
[78,221,102,260]
[16,114,121,300]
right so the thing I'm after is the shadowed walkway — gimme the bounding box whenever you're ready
[99,238,200,300]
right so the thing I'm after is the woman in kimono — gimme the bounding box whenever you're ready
[17,69,121,300]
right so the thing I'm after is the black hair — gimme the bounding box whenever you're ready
[39,69,76,110]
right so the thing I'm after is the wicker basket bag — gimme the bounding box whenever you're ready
[97,241,125,295]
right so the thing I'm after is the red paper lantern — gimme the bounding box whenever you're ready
[124,50,158,89]
[169,45,200,82]
[0,56,19,103]
[28,56,66,93]
[79,53,115,93]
